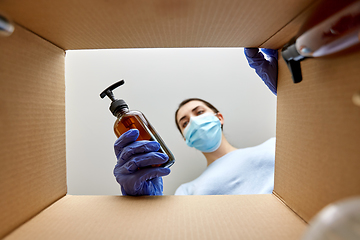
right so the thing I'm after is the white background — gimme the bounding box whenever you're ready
[65,48,277,195]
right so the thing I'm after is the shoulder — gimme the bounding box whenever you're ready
[175,182,193,195]
[174,167,215,195]
[247,137,276,153]
[258,137,276,153]
[220,137,276,165]
[264,137,276,145]
[230,137,276,155]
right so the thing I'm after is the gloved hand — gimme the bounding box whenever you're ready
[244,48,278,95]
[113,129,171,196]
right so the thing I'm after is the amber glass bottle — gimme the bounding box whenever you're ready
[100,80,175,168]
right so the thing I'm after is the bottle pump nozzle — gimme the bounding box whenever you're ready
[100,80,129,116]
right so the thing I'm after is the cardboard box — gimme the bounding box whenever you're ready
[1,0,359,239]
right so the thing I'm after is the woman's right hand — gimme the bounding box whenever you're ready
[113,129,170,196]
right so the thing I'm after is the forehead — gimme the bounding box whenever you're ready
[176,100,211,122]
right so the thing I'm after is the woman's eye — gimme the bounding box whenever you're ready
[197,110,204,115]
[182,121,188,128]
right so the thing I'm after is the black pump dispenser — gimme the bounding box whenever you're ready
[100,80,129,116]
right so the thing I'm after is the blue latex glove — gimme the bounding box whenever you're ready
[244,48,278,95]
[113,129,171,196]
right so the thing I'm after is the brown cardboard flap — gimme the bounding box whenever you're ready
[275,49,360,222]
[4,195,307,240]
[0,0,316,50]
[259,0,319,49]
[0,24,66,238]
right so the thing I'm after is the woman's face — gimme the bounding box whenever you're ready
[176,100,222,135]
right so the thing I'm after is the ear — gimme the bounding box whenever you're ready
[216,112,224,125]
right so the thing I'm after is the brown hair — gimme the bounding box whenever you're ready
[175,98,221,134]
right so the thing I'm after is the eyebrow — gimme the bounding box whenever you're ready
[178,106,200,125]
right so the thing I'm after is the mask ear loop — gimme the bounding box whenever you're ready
[214,112,224,131]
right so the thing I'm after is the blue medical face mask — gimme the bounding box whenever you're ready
[183,112,222,153]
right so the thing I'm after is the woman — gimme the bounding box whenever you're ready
[174,98,275,195]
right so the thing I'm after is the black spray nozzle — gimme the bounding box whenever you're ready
[281,38,306,84]
[100,80,128,116]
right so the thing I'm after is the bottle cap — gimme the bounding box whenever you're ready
[100,80,129,116]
